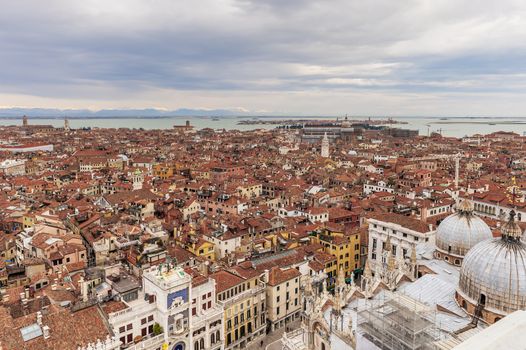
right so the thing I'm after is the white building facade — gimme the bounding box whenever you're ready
[190,274,224,350]
[465,197,526,222]
[363,180,395,195]
[106,263,224,350]
[0,159,26,176]
[367,216,435,271]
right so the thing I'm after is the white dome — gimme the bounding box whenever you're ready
[435,209,492,258]
[458,212,526,315]
[458,239,526,315]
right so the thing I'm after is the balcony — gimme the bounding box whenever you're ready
[106,296,156,324]
[126,333,165,350]
[192,305,223,326]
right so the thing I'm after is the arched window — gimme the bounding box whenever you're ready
[216,330,220,341]
[199,338,204,349]
[194,341,199,350]
[211,333,215,344]
[480,293,486,306]
[455,259,460,266]
[462,300,467,310]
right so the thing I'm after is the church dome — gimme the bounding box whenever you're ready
[457,211,526,322]
[435,199,492,261]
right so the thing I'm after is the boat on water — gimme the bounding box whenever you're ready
[211,117,220,121]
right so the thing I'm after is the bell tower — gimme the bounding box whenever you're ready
[132,169,144,190]
[321,132,329,158]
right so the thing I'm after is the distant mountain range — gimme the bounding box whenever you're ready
[0,107,250,118]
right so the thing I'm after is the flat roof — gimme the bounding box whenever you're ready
[453,310,526,350]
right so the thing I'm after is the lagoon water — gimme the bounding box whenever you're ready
[1,116,525,138]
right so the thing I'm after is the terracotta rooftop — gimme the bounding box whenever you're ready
[0,304,112,350]
[267,266,301,287]
[209,270,245,293]
[101,300,128,314]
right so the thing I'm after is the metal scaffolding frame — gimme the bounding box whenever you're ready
[358,292,441,350]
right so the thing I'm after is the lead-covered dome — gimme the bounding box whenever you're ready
[435,199,492,264]
[456,211,526,323]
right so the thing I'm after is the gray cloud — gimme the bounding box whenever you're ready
[1,0,526,115]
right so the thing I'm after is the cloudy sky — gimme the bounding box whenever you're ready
[1,0,526,116]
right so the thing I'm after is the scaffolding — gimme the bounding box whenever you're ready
[358,292,441,350]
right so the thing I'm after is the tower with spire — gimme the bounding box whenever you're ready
[454,153,461,189]
[321,132,329,158]
[64,116,70,131]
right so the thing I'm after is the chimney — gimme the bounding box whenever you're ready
[36,311,42,326]
[201,261,209,278]
[42,325,50,339]
[24,287,30,300]
[78,276,88,302]
[263,269,269,283]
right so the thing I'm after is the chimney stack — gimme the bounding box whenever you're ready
[78,276,88,302]
[201,261,209,277]
[42,325,50,339]
[263,269,269,283]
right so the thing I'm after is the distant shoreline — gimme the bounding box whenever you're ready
[433,121,526,125]
[0,115,524,120]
